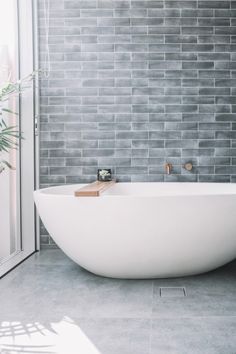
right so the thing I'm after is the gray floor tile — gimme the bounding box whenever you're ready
[152,261,236,317]
[150,317,236,354]
[0,253,153,320]
[26,249,75,266]
[77,318,151,354]
[1,250,236,354]
[0,318,151,354]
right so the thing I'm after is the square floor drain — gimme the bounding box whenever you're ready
[160,287,187,298]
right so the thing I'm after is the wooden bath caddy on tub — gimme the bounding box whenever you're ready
[74,180,116,197]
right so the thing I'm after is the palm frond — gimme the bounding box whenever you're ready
[0,71,38,173]
[1,160,14,170]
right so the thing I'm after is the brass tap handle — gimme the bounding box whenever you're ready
[184,162,193,171]
[165,163,172,175]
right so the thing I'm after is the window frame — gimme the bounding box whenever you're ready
[0,0,38,277]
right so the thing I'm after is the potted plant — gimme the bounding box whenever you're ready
[97,169,112,182]
[0,73,36,174]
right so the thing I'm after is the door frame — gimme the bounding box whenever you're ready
[33,0,41,252]
[0,0,38,277]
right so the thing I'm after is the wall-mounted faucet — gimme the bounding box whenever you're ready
[183,162,193,171]
[165,163,172,175]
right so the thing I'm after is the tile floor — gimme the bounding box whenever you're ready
[0,250,236,354]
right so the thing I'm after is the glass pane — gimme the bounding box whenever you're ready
[0,0,21,263]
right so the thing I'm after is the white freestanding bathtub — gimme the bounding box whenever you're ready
[34,183,236,279]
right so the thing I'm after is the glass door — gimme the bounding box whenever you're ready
[0,0,36,277]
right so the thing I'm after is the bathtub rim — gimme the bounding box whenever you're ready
[34,182,236,198]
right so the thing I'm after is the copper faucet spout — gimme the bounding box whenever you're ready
[165,163,172,175]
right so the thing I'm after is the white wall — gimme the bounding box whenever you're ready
[0,170,11,261]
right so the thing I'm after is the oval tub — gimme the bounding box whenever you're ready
[34,182,236,279]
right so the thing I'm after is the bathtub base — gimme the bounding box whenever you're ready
[64,248,236,279]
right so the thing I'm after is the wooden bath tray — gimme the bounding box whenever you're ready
[74,180,116,197]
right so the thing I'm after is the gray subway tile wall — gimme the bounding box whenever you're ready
[39,0,236,246]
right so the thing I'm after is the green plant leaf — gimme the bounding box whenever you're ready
[0,70,38,170]
[1,160,14,170]
[2,108,18,115]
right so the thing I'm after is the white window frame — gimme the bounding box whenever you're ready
[0,0,38,277]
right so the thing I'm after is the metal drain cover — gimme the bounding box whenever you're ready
[160,287,186,298]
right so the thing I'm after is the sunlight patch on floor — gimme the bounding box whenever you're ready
[0,317,101,354]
